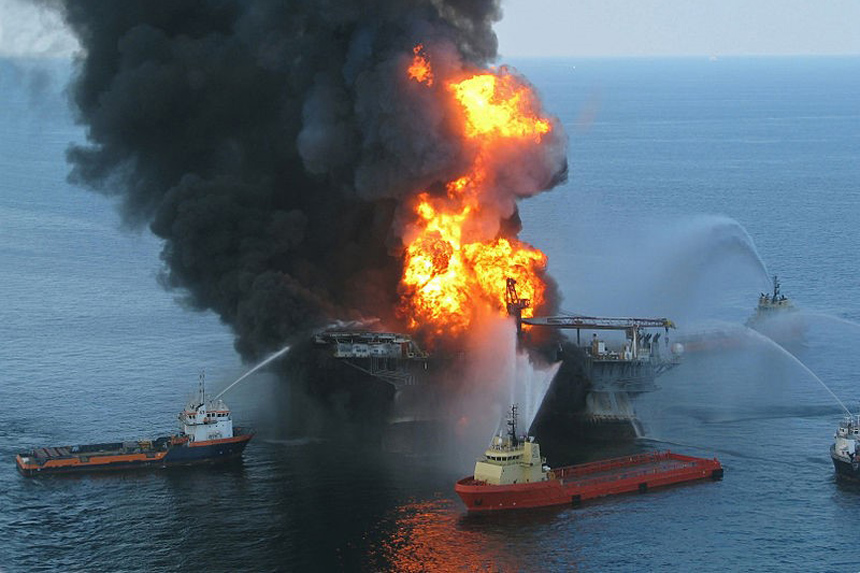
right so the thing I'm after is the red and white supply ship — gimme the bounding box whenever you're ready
[455,405,723,511]
[16,373,253,476]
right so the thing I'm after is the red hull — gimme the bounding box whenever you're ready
[455,451,722,512]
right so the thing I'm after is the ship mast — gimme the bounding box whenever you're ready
[198,370,206,408]
[507,404,519,447]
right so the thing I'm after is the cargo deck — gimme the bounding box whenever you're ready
[456,451,723,511]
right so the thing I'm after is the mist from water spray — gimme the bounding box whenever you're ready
[553,215,771,322]
[476,320,562,431]
[733,323,851,415]
[214,344,292,400]
[654,217,772,317]
[511,351,561,431]
[682,216,770,276]
[798,311,860,334]
[450,317,560,467]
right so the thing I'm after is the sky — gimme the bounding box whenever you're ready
[495,0,860,57]
[1,0,859,58]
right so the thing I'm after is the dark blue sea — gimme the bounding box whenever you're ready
[2,57,860,572]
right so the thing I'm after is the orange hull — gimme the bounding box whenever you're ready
[455,451,722,512]
[16,431,253,476]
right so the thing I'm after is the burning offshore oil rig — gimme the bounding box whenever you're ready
[508,279,681,448]
[267,33,684,446]
[57,3,681,459]
[287,278,681,457]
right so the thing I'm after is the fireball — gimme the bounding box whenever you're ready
[398,46,554,338]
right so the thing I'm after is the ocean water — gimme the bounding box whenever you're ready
[2,56,860,572]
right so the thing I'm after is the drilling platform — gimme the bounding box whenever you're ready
[506,278,682,447]
[286,282,681,455]
[289,329,444,452]
[311,331,429,388]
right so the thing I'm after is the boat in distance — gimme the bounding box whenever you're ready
[831,413,860,481]
[747,274,796,326]
[455,406,723,512]
[16,374,253,476]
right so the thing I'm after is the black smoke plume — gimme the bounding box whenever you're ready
[50,0,567,359]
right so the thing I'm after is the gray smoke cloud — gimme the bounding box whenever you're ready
[48,0,567,359]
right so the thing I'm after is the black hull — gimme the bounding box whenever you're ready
[832,453,860,481]
[17,435,252,477]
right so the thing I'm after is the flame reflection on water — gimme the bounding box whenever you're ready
[369,498,579,572]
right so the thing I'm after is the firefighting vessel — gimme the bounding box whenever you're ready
[831,414,860,481]
[745,274,805,346]
[455,406,723,512]
[748,275,795,326]
[16,374,253,476]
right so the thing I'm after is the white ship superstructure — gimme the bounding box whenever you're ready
[179,373,235,443]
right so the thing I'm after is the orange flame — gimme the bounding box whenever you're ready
[407,44,433,86]
[449,73,551,142]
[399,46,552,337]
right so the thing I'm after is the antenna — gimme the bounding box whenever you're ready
[507,404,519,447]
[198,370,206,406]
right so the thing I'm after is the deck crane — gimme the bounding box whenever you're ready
[505,278,676,357]
[505,278,530,334]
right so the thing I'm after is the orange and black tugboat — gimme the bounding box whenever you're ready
[16,374,253,476]
[455,405,723,512]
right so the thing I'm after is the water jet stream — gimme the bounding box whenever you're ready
[214,344,292,400]
[739,325,852,416]
[799,311,860,334]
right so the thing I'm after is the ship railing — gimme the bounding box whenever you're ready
[560,462,697,488]
[551,451,663,480]
[552,451,674,479]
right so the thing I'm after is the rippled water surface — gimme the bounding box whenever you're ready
[2,57,860,572]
